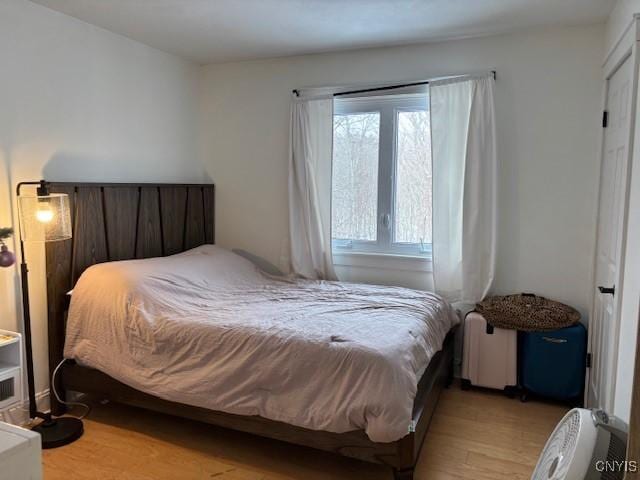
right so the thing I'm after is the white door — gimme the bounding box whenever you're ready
[588,55,633,411]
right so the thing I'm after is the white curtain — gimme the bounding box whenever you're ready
[288,97,337,280]
[430,74,497,303]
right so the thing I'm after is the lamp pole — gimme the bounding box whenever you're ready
[16,181,46,422]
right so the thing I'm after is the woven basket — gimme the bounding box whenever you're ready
[475,293,580,332]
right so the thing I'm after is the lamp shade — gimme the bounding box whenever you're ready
[17,193,72,242]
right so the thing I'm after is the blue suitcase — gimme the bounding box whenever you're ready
[519,323,587,402]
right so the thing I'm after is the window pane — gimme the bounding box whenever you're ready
[332,112,380,242]
[394,110,432,245]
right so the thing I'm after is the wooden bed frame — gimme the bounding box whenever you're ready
[45,182,456,480]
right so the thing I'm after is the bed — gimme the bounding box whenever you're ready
[45,182,458,480]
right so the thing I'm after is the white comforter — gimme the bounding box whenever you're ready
[65,245,458,442]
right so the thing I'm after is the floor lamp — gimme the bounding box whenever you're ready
[17,180,83,448]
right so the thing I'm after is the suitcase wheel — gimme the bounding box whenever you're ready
[460,379,472,391]
[504,386,518,399]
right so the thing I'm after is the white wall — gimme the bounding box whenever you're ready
[200,24,604,317]
[0,0,206,401]
[607,0,640,422]
[606,0,640,56]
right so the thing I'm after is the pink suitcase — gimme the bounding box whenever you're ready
[461,312,517,392]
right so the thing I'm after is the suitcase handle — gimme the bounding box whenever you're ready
[542,336,568,344]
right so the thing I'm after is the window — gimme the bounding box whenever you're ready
[331,93,432,257]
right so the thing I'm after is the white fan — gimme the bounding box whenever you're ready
[532,408,628,480]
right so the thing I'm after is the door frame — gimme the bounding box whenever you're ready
[586,15,640,410]
[627,297,640,477]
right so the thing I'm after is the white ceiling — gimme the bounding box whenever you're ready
[31,0,615,64]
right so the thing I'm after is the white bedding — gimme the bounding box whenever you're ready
[65,245,458,442]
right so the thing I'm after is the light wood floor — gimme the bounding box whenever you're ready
[43,385,567,480]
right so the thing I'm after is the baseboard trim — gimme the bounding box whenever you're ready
[0,390,50,426]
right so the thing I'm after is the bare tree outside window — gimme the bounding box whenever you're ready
[331,112,379,241]
[395,110,432,245]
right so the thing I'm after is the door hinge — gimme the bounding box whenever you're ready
[586,353,592,368]
[598,285,615,296]
[602,111,609,128]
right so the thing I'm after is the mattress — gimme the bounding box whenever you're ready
[64,245,458,442]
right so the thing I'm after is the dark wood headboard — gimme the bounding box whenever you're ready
[44,182,214,412]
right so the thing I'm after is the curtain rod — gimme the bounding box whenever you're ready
[292,70,496,97]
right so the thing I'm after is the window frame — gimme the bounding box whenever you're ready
[332,93,432,259]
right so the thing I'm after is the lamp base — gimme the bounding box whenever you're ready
[32,416,83,449]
